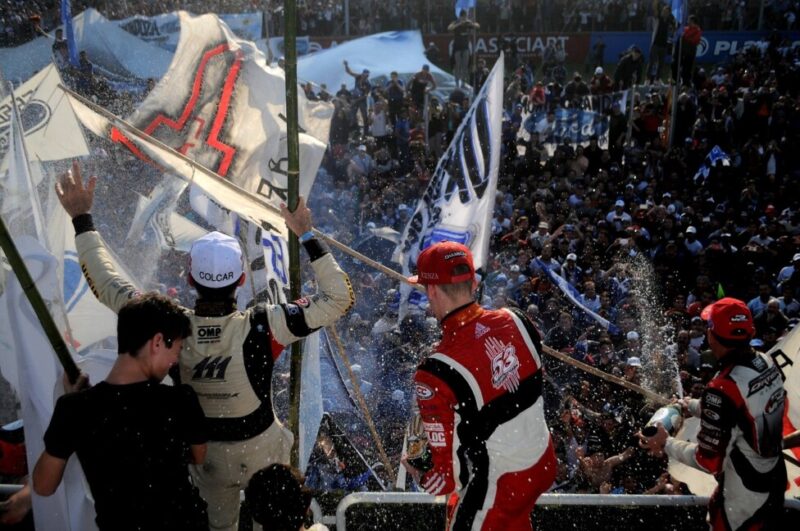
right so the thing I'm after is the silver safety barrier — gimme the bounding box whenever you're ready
[334,492,800,531]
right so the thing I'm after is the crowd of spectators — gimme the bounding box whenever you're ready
[289,26,800,495]
[3,0,800,48]
[6,0,800,503]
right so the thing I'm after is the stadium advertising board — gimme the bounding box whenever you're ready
[590,31,800,64]
[310,33,590,63]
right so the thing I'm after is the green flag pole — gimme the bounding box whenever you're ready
[284,0,303,469]
[0,214,80,383]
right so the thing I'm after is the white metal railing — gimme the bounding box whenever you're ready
[334,492,800,531]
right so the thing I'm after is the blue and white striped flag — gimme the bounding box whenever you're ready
[454,0,476,17]
[671,0,688,26]
[535,258,621,335]
[393,55,504,319]
[693,145,730,183]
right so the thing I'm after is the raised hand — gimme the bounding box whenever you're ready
[55,160,97,218]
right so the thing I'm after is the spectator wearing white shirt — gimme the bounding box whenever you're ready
[579,281,601,313]
[606,199,632,232]
[683,226,704,256]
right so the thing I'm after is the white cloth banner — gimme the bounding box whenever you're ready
[299,331,324,474]
[767,326,800,497]
[64,89,290,239]
[117,12,263,52]
[393,55,504,315]
[3,238,98,531]
[0,64,89,165]
[125,12,331,209]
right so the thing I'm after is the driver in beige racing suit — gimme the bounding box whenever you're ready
[56,162,354,531]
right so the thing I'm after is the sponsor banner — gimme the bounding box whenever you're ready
[522,107,610,155]
[305,33,591,63]
[117,11,263,51]
[590,31,800,64]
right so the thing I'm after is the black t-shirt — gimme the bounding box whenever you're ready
[44,381,208,531]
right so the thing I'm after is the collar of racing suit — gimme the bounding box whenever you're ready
[717,346,756,370]
[440,302,483,334]
[194,299,238,317]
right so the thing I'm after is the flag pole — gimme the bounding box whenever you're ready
[284,0,304,469]
[0,214,80,383]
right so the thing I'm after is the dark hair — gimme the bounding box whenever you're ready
[245,464,312,530]
[117,292,191,356]
[193,279,240,302]
[709,330,750,350]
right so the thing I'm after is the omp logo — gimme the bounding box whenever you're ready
[191,356,232,380]
[196,325,222,344]
[705,393,722,407]
[696,37,710,57]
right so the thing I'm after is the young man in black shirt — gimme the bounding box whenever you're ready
[32,293,208,531]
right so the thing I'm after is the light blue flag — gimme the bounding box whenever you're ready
[455,0,476,17]
[535,258,621,335]
[671,0,687,25]
[61,0,79,66]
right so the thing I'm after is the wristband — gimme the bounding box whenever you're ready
[298,231,315,243]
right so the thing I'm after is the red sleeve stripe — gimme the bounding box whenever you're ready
[271,337,285,361]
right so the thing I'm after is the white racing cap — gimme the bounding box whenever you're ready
[190,231,244,288]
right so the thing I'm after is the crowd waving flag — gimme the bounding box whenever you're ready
[534,258,621,335]
[393,54,504,315]
[454,0,477,17]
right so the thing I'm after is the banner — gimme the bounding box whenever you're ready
[454,0,476,17]
[123,12,331,216]
[590,31,800,64]
[393,55,504,316]
[521,90,628,115]
[65,90,289,239]
[522,107,609,155]
[0,64,89,163]
[299,331,324,473]
[767,325,800,496]
[118,11,263,52]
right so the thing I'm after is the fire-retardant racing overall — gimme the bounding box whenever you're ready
[665,348,786,530]
[413,303,556,531]
[72,215,354,530]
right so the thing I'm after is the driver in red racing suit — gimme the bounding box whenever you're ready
[402,242,556,531]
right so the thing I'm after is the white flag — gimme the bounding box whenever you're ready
[767,326,800,497]
[124,11,331,209]
[299,331,324,473]
[393,55,504,315]
[2,238,97,530]
[0,64,89,164]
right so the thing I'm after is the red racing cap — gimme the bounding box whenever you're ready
[408,241,475,285]
[701,297,755,341]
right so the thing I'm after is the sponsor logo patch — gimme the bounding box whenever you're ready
[703,409,720,421]
[197,270,236,283]
[196,325,222,344]
[423,422,446,447]
[485,336,521,392]
[705,393,722,407]
[443,251,466,260]
[474,322,490,339]
[415,383,434,400]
